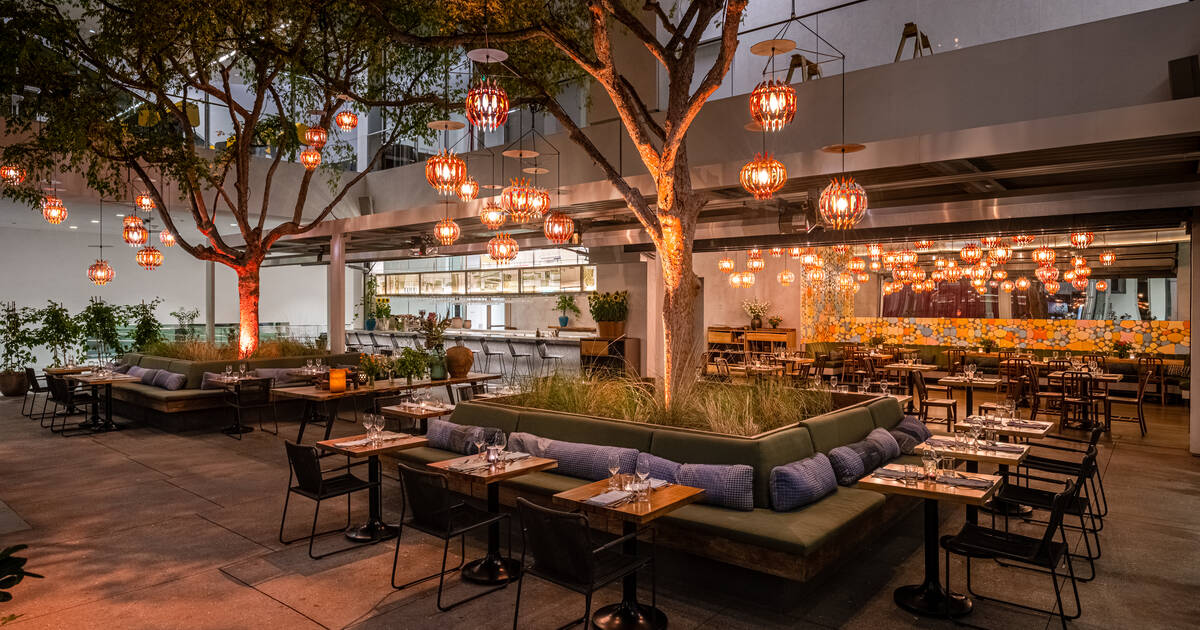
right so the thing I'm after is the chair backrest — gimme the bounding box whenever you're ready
[794,363,812,381]
[515,497,595,586]
[397,463,461,531]
[1061,371,1092,399]
[25,367,44,393]
[998,350,1015,361]
[506,339,518,354]
[1034,479,1080,555]
[453,383,487,403]
[1135,367,1153,400]
[946,349,966,374]
[391,335,403,349]
[714,357,730,378]
[46,375,69,401]
[812,354,827,377]
[1138,356,1164,377]
[235,377,273,406]
[480,338,492,354]
[346,332,360,347]
[284,441,325,494]
[536,340,549,359]
[912,370,930,402]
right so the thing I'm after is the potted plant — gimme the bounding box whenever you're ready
[0,303,37,396]
[742,298,770,330]
[867,334,886,347]
[37,300,82,367]
[588,291,629,338]
[418,313,452,380]
[169,307,200,341]
[979,337,998,353]
[374,298,392,331]
[79,298,127,364]
[358,353,388,386]
[360,276,379,330]
[1111,339,1134,359]
[126,299,163,352]
[767,315,783,329]
[555,294,581,328]
[393,347,428,384]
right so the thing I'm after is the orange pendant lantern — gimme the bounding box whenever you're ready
[749,79,796,132]
[304,126,328,148]
[992,269,1008,281]
[1098,250,1116,266]
[135,193,156,211]
[867,243,884,258]
[88,259,115,286]
[479,202,507,230]
[989,246,1012,265]
[457,176,480,202]
[1,165,26,185]
[975,285,988,295]
[788,246,802,259]
[487,232,518,264]
[433,218,460,246]
[122,215,147,247]
[136,245,163,270]
[869,260,882,272]
[768,246,785,257]
[717,256,735,274]
[159,229,176,247]
[465,78,510,131]
[1069,231,1094,249]
[42,196,67,224]
[1035,266,1059,284]
[898,249,918,266]
[981,236,1003,248]
[819,176,868,229]
[501,178,549,222]
[747,257,765,272]
[543,211,575,244]
[777,269,795,286]
[913,239,936,250]
[959,243,982,264]
[1043,280,1060,294]
[729,272,745,289]
[740,152,787,200]
[739,271,756,287]
[335,110,358,132]
[1031,246,1056,267]
[1013,234,1035,245]
[1072,277,1090,291]
[807,267,825,283]
[1095,280,1108,292]
[425,150,466,195]
[1000,279,1015,292]
[1015,277,1031,291]
[847,257,866,273]
[299,149,321,170]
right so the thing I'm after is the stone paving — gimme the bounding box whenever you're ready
[0,394,1197,629]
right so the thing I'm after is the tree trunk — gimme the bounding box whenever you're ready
[656,172,703,406]
[235,265,261,359]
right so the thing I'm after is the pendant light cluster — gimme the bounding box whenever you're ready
[1,165,27,185]
[41,195,67,225]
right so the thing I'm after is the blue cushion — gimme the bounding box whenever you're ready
[426,418,501,455]
[127,365,147,379]
[770,453,837,511]
[541,439,638,481]
[641,454,682,483]
[675,463,754,511]
[139,368,161,386]
[113,363,133,374]
[828,446,865,486]
[889,428,922,455]
[253,367,302,387]
[200,372,225,390]
[151,370,187,391]
[846,439,885,474]
[866,427,901,461]
[506,431,548,457]
[894,415,933,442]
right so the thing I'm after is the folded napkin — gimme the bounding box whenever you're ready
[924,438,960,449]
[981,442,1025,453]
[378,431,410,441]
[1007,420,1050,429]
[448,459,489,472]
[935,475,993,489]
[872,468,920,480]
[502,451,531,462]
[649,478,670,489]
[584,490,632,507]
[333,437,371,447]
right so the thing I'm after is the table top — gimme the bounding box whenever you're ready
[857,464,1001,506]
[953,418,1054,439]
[428,454,557,484]
[1047,371,1123,382]
[316,433,429,458]
[776,356,815,364]
[553,478,706,525]
[915,439,1027,466]
[45,366,91,375]
[67,372,141,386]
[380,402,456,420]
[883,363,938,371]
[938,376,1002,389]
[272,372,501,401]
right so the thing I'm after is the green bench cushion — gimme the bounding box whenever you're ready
[501,471,588,496]
[864,397,904,430]
[648,426,815,509]
[449,401,522,434]
[392,445,459,466]
[658,487,886,555]
[801,406,876,453]
[516,409,655,451]
[111,383,226,402]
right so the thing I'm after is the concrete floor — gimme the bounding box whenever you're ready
[0,391,1197,629]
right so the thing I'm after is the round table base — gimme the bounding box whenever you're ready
[221,425,254,435]
[592,601,668,630]
[344,521,399,543]
[461,555,521,585]
[894,582,972,618]
[981,500,1034,517]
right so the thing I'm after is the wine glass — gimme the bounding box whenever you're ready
[306,359,314,372]
[492,432,508,462]
[362,414,374,441]
[473,433,487,461]
[861,377,872,394]
[374,415,387,441]
[829,375,838,391]
[315,358,323,370]
[635,453,651,501]
[239,363,247,378]
[225,364,233,379]
[607,451,622,490]
[880,382,890,397]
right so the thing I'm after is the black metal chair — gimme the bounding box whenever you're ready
[940,481,1083,629]
[1019,427,1109,520]
[1104,368,1150,436]
[44,375,97,434]
[512,498,654,630]
[22,367,49,420]
[391,463,510,611]
[535,339,564,376]
[278,441,376,559]
[506,339,534,378]
[479,338,506,375]
[452,382,488,403]
[223,377,276,438]
[1059,371,1095,429]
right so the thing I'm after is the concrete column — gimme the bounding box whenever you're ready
[1191,214,1199,455]
[329,232,346,353]
[205,262,215,343]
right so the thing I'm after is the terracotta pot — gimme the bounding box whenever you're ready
[445,345,474,379]
[0,371,29,397]
[596,320,626,338]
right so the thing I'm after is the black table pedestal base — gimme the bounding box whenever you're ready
[592,601,668,630]
[344,519,399,543]
[894,582,972,618]
[221,425,254,435]
[461,554,520,585]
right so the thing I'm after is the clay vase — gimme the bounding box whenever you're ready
[0,371,28,397]
[445,345,474,379]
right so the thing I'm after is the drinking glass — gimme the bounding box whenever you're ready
[880,382,890,397]
[225,364,233,379]
[829,376,838,391]
[922,450,939,480]
[362,414,374,440]
[861,377,872,394]
[901,464,918,486]
[315,358,323,370]
[239,363,247,378]
[306,359,314,372]
[473,434,487,461]
[607,452,622,489]
[635,453,652,501]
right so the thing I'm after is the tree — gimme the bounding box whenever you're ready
[0,0,452,357]
[360,0,748,404]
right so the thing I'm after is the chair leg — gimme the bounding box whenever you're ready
[511,571,525,630]
[434,534,507,611]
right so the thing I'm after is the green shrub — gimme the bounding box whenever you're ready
[140,338,327,361]
[588,291,629,322]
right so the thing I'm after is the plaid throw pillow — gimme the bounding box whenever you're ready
[828,446,866,486]
[426,419,501,454]
[541,439,638,481]
[770,453,837,512]
[675,463,754,511]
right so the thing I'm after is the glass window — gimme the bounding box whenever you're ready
[419,272,463,295]
[560,266,582,292]
[521,267,561,293]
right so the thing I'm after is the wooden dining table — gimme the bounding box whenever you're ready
[316,432,428,542]
[937,376,1002,416]
[859,464,1001,618]
[66,371,141,431]
[554,478,705,630]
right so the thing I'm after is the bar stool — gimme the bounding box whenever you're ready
[535,340,564,375]
[506,339,534,378]
[479,338,506,375]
